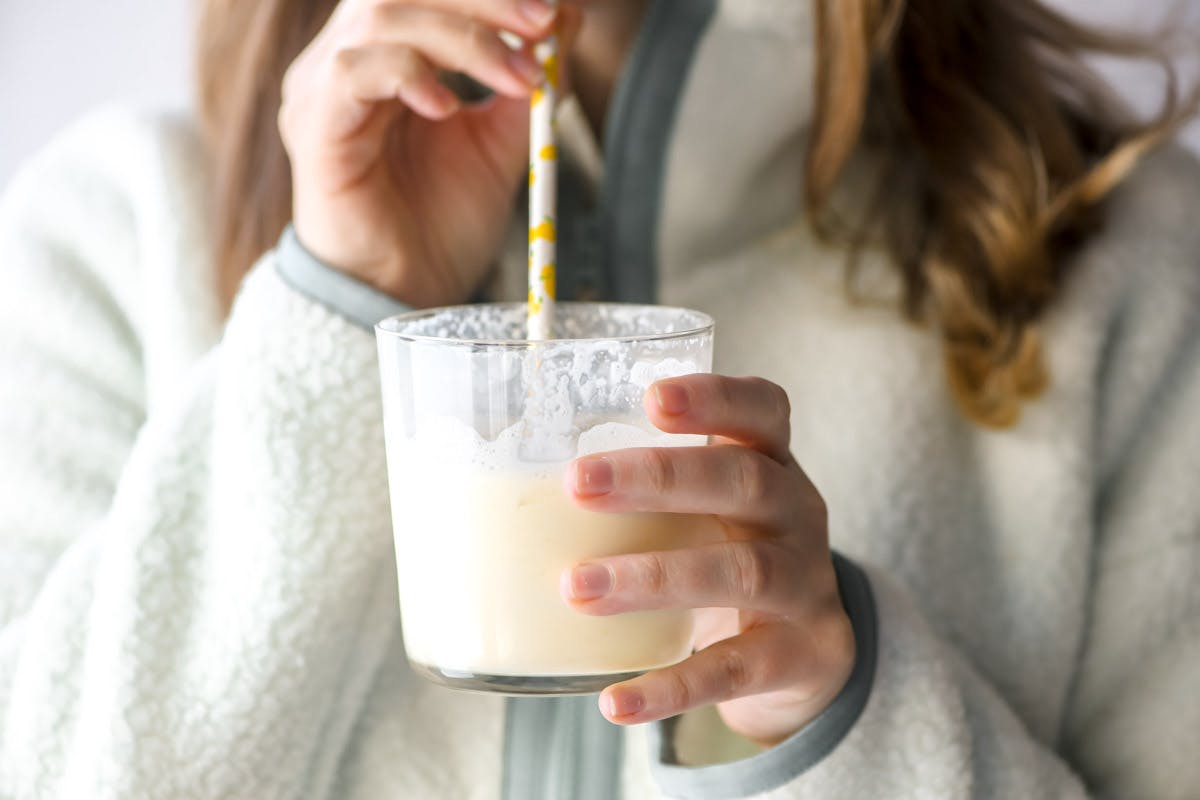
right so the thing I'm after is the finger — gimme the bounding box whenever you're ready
[645,375,792,464]
[565,445,794,528]
[333,44,461,120]
[561,539,805,616]
[369,5,542,98]
[599,624,809,724]
[343,0,556,41]
[461,92,533,187]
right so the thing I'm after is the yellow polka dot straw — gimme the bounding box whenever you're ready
[527,8,560,341]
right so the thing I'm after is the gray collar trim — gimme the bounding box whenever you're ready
[600,0,720,304]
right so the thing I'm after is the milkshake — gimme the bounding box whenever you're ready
[377,302,716,694]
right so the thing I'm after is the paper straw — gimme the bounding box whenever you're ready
[527,9,559,341]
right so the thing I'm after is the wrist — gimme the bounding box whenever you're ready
[274,225,414,330]
[290,213,412,299]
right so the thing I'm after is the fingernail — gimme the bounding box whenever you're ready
[654,382,690,416]
[573,457,614,497]
[604,689,645,719]
[507,49,542,85]
[569,563,612,601]
[519,0,556,27]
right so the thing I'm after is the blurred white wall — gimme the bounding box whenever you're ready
[0,0,193,187]
[0,0,1197,188]
[1048,0,1200,153]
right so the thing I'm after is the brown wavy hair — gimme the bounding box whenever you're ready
[197,0,1197,427]
[809,1,1196,425]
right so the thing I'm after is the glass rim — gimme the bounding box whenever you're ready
[375,301,715,348]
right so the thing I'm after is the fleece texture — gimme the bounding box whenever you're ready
[2,79,1200,800]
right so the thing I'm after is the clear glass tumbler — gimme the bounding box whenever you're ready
[376,302,717,695]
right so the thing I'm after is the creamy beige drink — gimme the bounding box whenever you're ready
[389,421,721,680]
[395,471,718,676]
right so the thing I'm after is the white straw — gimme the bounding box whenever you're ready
[526,7,559,341]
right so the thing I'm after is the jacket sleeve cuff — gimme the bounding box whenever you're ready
[647,553,878,799]
[274,225,412,330]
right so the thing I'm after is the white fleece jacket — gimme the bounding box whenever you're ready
[1,94,1199,800]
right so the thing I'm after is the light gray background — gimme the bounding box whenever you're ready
[0,0,1197,187]
[0,0,192,186]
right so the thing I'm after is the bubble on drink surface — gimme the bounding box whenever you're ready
[398,304,524,340]
[518,346,579,463]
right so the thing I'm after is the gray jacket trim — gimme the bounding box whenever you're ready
[647,553,878,799]
[274,225,411,330]
[600,0,719,304]
[502,695,624,800]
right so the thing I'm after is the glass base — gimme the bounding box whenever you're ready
[410,662,645,696]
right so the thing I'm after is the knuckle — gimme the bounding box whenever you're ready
[809,489,829,528]
[709,375,737,415]
[729,542,773,603]
[456,19,501,73]
[661,668,694,711]
[381,46,422,89]
[792,472,829,532]
[368,1,401,28]
[632,552,670,597]
[395,46,422,79]
[714,647,751,696]
[819,607,855,662]
[746,376,790,423]
[768,380,791,424]
[641,448,677,496]
[332,46,362,74]
[798,613,855,695]
[732,452,770,507]
[461,19,495,55]
[757,636,794,687]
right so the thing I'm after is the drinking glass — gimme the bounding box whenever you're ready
[376,302,716,695]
